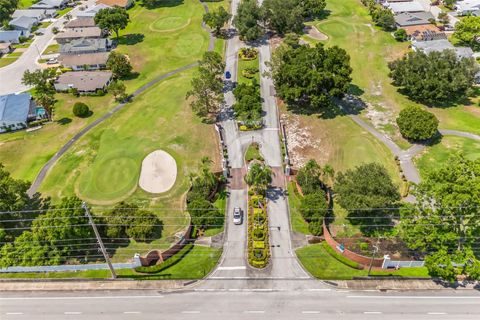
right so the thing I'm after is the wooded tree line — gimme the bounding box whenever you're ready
[0,165,163,267]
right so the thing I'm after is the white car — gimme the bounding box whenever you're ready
[233,207,242,225]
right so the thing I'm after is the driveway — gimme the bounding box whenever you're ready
[0,0,97,95]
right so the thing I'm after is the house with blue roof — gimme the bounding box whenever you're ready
[0,30,23,44]
[0,93,37,133]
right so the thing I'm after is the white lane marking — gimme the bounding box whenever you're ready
[64,312,82,315]
[302,311,320,314]
[217,266,246,270]
[336,290,350,292]
[306,289,331,292]
[181,311,200,314]
[244,311,265,314]
[348,296,480,299]
[428,312,447,315]
[5,313,24,315]
[123,311,141,314]
[364,312,382,314]
[0,295,164,301]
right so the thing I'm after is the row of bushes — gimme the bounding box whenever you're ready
[248,195,270,268]
[360,0,396,31]
[134,244,194,274]
[321,242,363,270]
[239,47,258,61]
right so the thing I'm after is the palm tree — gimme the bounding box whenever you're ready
[245,163,273,194]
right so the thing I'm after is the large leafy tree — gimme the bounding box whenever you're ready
[22,69,57,119]
[0,0,18,23]
[0,164,48,241]
[187,52,225,121]
[233,0,264,41]
[107,51,132,79]
[396,105,439,141]
[203,6,231,35]
[103,202,162,241]
[401,155,480,281]
[388,50,479,105]
[334,163,400,235]
[270,44,352,111]
[94,7,129,39]
[453,16,480,51]
[245,163,273,194]
[187,198,223,230]
[233,79,262,123]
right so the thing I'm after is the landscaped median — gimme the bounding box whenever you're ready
[247,194,270,268]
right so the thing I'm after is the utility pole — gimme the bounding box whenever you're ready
[82,202,117,279]
[367,241,380,277]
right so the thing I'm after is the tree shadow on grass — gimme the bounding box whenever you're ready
[117,33,145,46]
[57,117,72,125]
[395,86,476,109]
[139,0,184,9]
[122,71,140,81]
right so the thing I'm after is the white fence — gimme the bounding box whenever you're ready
[382,255,425,269]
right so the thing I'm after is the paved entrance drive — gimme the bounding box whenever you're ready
[229,167,246,190]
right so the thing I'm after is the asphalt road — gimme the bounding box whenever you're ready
[2,289,480,319]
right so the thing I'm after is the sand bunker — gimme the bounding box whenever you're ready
[139,150,177,194]
[305,26,329,41]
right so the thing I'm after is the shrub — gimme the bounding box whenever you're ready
[135,244,194,274]
[394,28,407,42]
[321,242,362,270]
[308,220,323,236]
[242,66,259,79]
[299,190,328,222]
[253,241,265,249]
[239,47,258,60]
[72,102,90,118]
[396,105,439,141]
[253,213,265,225]
[253,228,265,241]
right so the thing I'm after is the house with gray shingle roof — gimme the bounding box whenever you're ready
[0,93,36,133]
[60,38,112,55]
[9,16,38,37]
[54,71,113,93]
[394,12,435,27]
[55,27,103,44]
[31,0,68,9]
[0,30,23,44]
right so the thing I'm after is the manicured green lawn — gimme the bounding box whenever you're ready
[296,242,430,280]
[415,136,480,178]
[287,181,310,235]
[18,0,35,8]
[314,0,480,144]
[42,43,60,55]
[57,7,73,17]
[203,188,227,237]
[0,94,116,182]
[0,57,18,68]
[237,56,259,85]
[0,246,222,280]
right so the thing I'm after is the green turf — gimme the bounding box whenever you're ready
[245,143,263,162]
[18,0,35,8]
[313,0,480,144]
[42,43,60,55]
[0,246,222,280]
[237,56,259,85]
[0,57,18,67]
[287,181,310,235]
[415,136,480,178]
[57,7,73,17]
[296,242,430,280]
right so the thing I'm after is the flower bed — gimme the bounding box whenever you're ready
[239,47,258,61]
[247,194,270,268]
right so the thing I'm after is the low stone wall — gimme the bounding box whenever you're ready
[323,221,384,268]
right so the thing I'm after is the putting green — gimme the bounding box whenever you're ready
[150,16,191,32]
[174,33,205,57]
[77,152,139,203]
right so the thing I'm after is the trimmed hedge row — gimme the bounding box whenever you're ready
[248,195,270,268]
[321,242,363,270]
[134,244,194,274]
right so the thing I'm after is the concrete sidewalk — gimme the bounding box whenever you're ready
[0,280,190,291]
[330,279,480,291]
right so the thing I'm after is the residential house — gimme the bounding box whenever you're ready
[55,27,103,44]
[60,38,112,55]
[455,0,480,16]
[0,30,23,44]
[64,18,96,29]
[58,52,109,70]
[96,0,134,9]
[9,16,38,37]
[54,71,113,93]
[394,11,435,27]
[31,0,69,9]
[0,93,36,133]
[0,43,13,57]
[412,39,474,59]
[76,4,111,19]
[403,24,446,41]
[386,1,425,13]
[12,9,50,20]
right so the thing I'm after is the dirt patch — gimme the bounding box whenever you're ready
[337,236,415,260]
[304,25,329,41]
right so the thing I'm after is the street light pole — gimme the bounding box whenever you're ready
[367,241,380,277]
[82,201,117,279]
